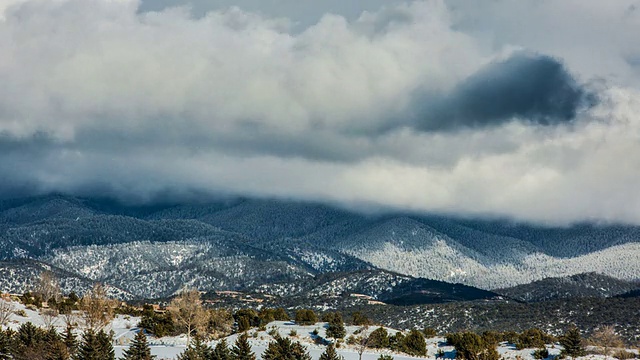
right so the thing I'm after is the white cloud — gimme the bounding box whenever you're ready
[1,0,640,225]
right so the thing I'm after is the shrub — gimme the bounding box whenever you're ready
[403,329,427,356]
[351,312,371,326]
[613,350,636,360]
[289,330,297,337]
[368,327,390,349]
[346,335,358,345]
[389,332,405,352]
[533,348,549,359]
[295,309,318,326]
[423,327,437,338]
[378,355,394,360]
[516,329,548,350]
[448,332,499,360]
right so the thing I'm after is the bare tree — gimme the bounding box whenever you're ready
[591,326,624,359]
[41,308,59,329]
[62,311,79,329]
[36,270,61,302]
[169,287,207,346]
[356,325,370,360]
[80,283,115,331]
[0,298,15,326]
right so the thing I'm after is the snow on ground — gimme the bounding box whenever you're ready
[1,300,637,360]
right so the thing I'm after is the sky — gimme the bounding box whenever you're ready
[1,0,640,224]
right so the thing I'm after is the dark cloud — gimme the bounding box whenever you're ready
[411,53,591,132]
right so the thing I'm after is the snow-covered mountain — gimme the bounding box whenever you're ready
[0,195,639,297]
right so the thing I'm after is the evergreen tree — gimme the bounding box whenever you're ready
[237,317,251,333]
[121,331,155,360]
[447,332,498,360]
[17,322,41,348]
[262,335,311,360]
[64,324,78,356]
[76,329,99,360]
[96,330,115,360]
[211,339,232,360]
[231,333,255,360]
[294,310,317,326]
[75,329,114,360]
[48,341,72,360]
[319,343,344,360]
[402,330,426,356]
[559,327,586,358]
[0,330,12,360]
[367,328,389,349]
[176,336,211,360]
[325,313,345,340]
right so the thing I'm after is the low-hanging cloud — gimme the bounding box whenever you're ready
[1,0,640,225]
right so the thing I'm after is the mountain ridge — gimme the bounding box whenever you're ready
[0,195,638,296]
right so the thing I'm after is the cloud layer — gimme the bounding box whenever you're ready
[1,0,640,224]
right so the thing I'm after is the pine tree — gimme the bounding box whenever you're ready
[559,327,586,358]
[48,341,71,360]
[319,343,344,360]
[75,329,114,360]
[402,330,426,356]
[262,335,311,360]
[76,329,99,360]
[212,339,232,360]
[121,331,155,360]
[367,327,389,349]
[96,330,115,360]
[0,330,12,360]
[64,324,78,356]
[176,336,211,360]
[325,313,346,340]
[231,333,255,360]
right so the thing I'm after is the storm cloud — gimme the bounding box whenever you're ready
[413,53,591,131]
[1,0,640,224]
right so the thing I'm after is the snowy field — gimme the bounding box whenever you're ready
[2,301,636,360]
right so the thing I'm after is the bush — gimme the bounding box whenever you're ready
[368,327,390,349]
[346,335,358,345]
[403,329,427,356]
[423,327,437,338]
[289,330,297,337]
[235,309,260,330]
[533,348,549,359]
[516,329,548,350]
[351,312,371,326]
[613,350,637,360]
[138,311,176,337]
[481,331,500,347]
[389,332,405,352]
[502,331,519,345]
[295,309,318,326]
[378,355,394,360]
[448,332,499,360]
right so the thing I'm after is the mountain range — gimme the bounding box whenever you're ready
[0,195,638,300]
